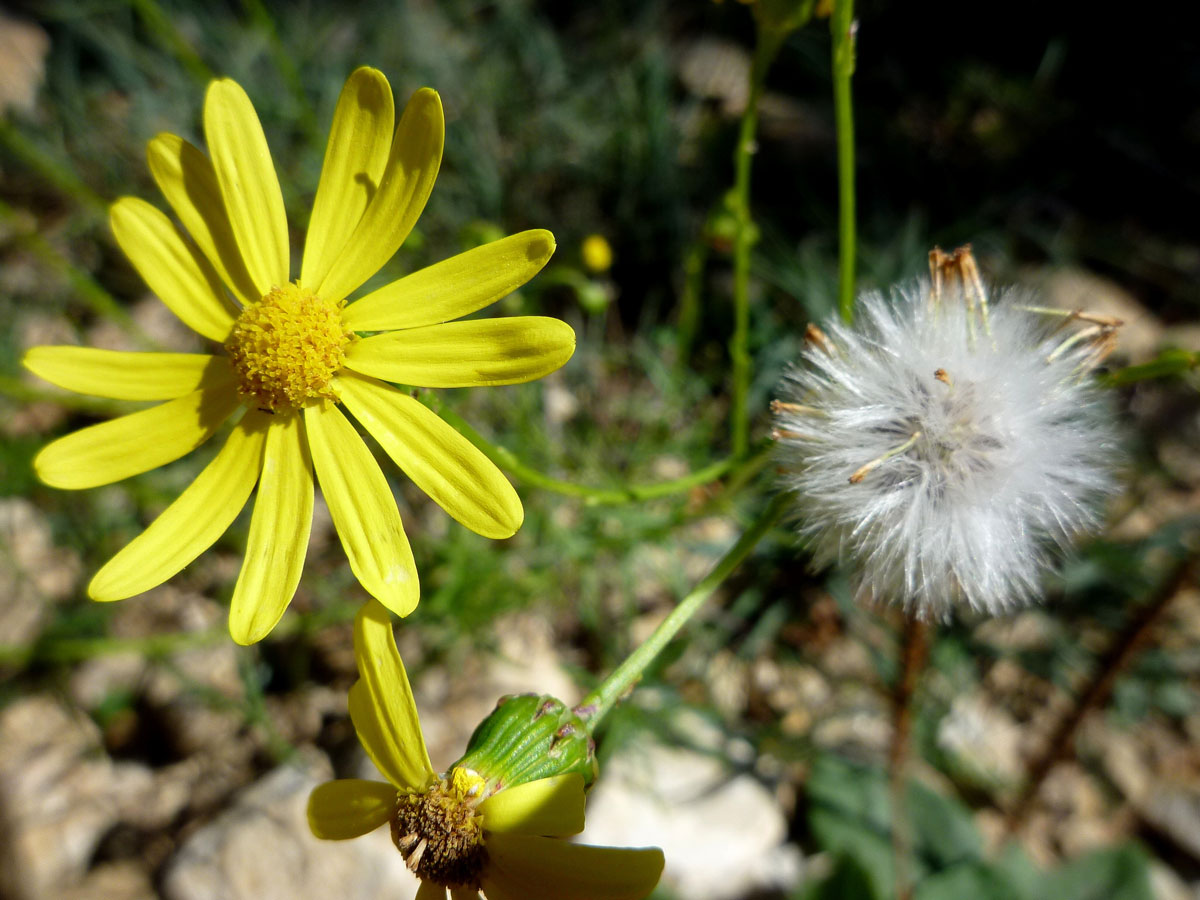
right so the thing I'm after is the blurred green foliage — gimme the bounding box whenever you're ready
[800,755,1155,900]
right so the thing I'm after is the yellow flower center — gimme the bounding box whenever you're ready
[390,768,488,889]
[225,283,352,412]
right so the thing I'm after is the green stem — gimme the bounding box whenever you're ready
[578,492,789,727]
[831,0,858,322]
[431,400,773,505]
[730,30,784,459]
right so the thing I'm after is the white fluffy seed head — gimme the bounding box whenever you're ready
[774,279,1121,619]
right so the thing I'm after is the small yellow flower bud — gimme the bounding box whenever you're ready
[581,234,613,274]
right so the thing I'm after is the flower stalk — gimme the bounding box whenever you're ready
[431,399,774,506]
[831,0,858,322]
[729,29,785,460]
[890,614,930,900]
[578,492,789,728]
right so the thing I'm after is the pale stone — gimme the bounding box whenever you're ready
[0,14,48,116]
[937,692,1024,785]
[0,497,80,648]
[1031,267,1163,364]
[579,710,802,900]
[162,754,416,900]
[1148,862,1193,900]
[1142,786,1200,861]
[0,696,153,900]
[57,862,155,900]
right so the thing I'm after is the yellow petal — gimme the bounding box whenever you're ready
[479,774,585,837]
[228,413,314,645]
[204,78,289,294]
[110,196,238,341]
[34,383,241,490]
[305,402,419,617]
[24,347,230,401]
[307,779,397,840]
[418,883,449,900]
[349,599,435,790]
[343,317,576,388]
[88,413,267,601]
[301,67,395,291]
[146,133,260,305]
[317,88,443,304]
[482,834,664,900]
[341,230,556,332]
[347,683,408,790]
[337,373,521,539]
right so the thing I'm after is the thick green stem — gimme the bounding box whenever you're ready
[831,0,858,322]
[430,400,772,506]
[730,32,784,459]
[578,492,789,727]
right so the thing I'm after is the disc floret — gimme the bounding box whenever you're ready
[225,283,352,411]
[390,767,489,888]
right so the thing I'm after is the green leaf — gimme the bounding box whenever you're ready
[809,806,897,897]
[806,756,899,896]
[907,779,984,867]
[1104,348,1199,386]
[914,862,1028,900]
[807,754,892,833]
[800,853,880,900]
[1045,845,1155,900]
[806,753,999,897]
[993,842,1042,898]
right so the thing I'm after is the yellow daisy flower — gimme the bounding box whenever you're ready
[24,68,575,644]
[307,600,664,900]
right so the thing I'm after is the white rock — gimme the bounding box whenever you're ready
[1032,267,1162,364]
[1149,861,1194,900]
[579,711,802,900]
[57,862,155,900]
[0,14,48,116]
[162,754,416,900]
[937,692,1023,785]
[0,497,80,647]
[0,696,150,899]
